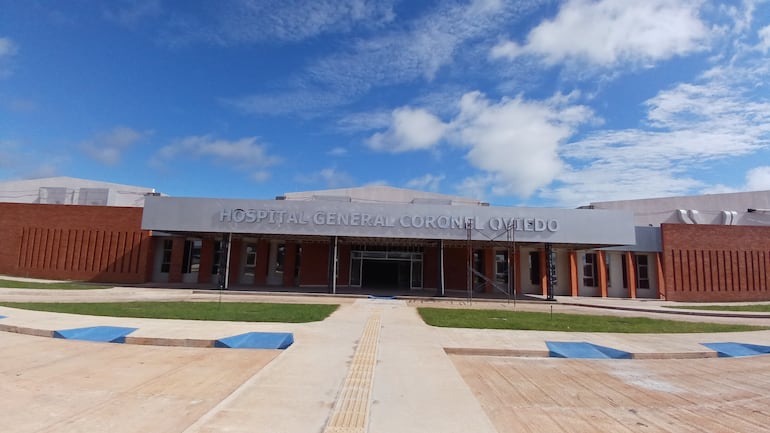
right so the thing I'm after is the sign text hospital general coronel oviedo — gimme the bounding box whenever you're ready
[219,208,560,232]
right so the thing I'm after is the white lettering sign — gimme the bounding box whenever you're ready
[220,208,559,232]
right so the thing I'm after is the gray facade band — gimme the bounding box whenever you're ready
[142,196,637,246]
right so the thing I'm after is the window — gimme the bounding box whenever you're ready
[244,244,257,277]
[622,254,651,289]
[181,240,201,274]
[529,251,540,285]
[636,255,650,289]
[495,251,509,285]
[583,253,598,287]
[160,240,173,273]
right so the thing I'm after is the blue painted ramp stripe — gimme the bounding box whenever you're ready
[546,341,631,359]
[215,332,294,349]
[367,295,397,300]
[0,315,6,319]
[53,326,137,343]
[702,342,770,357]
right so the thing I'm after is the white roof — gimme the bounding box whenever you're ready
[589,189,770,227]
[0,176,158,207]
[281,185,487,206]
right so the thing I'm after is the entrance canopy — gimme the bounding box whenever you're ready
[142,196,636,247]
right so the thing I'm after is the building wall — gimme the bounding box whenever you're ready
[661,224,770,302]
[299,242,330,286]
[0,203,152,283]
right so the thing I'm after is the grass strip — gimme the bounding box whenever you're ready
[418,307,767,333]
[0,301,339,323]
[667,304,770,313]
[0,279,111,290]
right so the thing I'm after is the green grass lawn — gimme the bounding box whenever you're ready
[418,307,768,333]
[667,304,770,313]
[0,301,339,323]
[0,278,111,290]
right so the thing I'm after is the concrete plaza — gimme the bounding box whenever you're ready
[2,285,770,432]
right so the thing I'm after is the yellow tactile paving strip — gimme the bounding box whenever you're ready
[324,314,381,433]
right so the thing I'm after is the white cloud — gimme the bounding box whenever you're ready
[0,37,18,78]
[758,24,770,52]
[491,0,709,68]
[251,170,271,183]
[746,166,770,190]
[406,174,445,192]
[296,167,355,188]
[80,127,149,166]
[229,1,545,116]
[451,92,593,197]
[367,107,447,152]
[540,60,770,206]
[328,147,348,156]
[366,91,592,197]
[156,135,281,169]
[165,0,396,46]
[103,0,162,27]
[455,175,494,201]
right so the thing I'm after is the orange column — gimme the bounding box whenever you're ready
[625,251,637,299]
[569,251,578,297]
[598,251,608,298]
[539,248,548,297]
[655,252,666,300]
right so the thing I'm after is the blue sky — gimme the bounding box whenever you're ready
[1,0,770,207]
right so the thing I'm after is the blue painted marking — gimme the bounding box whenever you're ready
[367,295,396,300]
[53,326,137,343]
[215,332,294,349]
[546,341,632,359]
[702,342,770,358]
[0,315,6,319]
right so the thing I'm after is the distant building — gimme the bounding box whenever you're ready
[0,177,768,302]
[0,176,158,207]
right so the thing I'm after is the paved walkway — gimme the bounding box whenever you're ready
[2,285,770,432]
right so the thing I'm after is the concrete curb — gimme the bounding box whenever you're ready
[443,347,721,360]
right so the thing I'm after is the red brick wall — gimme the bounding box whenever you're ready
[661,224,770,302]
[299,242,330,286]
[443,246,469,291]
[0,203,152,283]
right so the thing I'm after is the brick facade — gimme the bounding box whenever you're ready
[661,224,770,302]
[0,203,152,283]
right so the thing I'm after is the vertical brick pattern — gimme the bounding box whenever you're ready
[661,224,770,302]
[0,203,151,283]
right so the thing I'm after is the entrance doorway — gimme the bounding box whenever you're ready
[350,247,423,290]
